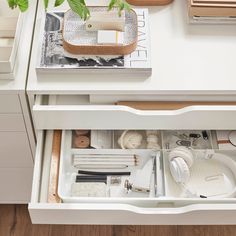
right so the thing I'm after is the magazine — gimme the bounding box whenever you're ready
[36,9,151,77]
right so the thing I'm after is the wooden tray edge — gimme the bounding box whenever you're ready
[62,8,138,55]
[126,0,174,6]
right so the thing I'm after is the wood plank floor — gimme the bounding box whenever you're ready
[1,205,236,236]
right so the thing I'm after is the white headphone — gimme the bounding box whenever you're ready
[168,146,194,184]
[168,146,236,198]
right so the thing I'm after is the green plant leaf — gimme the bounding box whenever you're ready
[123,1,131,11]
[16,0,28,12]
[54,0,65,7]
[67,0,90,20]
[6,0,129,19]
[7,0,17,9]
[7,0,28,12]
[108,0,130,15]
[108,0,116,10]
[44,0,49,8]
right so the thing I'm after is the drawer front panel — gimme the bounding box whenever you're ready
[0,95,21,113]
[0,114,25,131]
[29,203,236,225]
[33,105,236,130]
[0,168,33,203]
[0,132,33,167]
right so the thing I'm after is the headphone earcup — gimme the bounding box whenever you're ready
[168,146,194,168]
[170,157,190,183]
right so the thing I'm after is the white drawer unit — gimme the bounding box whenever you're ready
[0,0,37,203]
[28,96,236,225]
[29,129,236,225]
[26,0,236,225]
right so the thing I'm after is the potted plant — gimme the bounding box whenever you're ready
[6,0,130,20]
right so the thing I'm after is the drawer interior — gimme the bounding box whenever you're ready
[37,95,236,107]
[33,129,236,207]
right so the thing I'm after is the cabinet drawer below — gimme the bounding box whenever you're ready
[0,132,33,167]
[0,114,25,131]
[29,130,236,225]
[0,168,33,203]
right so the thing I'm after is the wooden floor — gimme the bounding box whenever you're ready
[1,205,236,236]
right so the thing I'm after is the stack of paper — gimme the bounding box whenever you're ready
[0,1,22,80]
[188,0,236,23]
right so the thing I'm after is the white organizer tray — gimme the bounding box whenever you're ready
[58,130,160,203]
[0,1,23,75]
[58,130,236,205]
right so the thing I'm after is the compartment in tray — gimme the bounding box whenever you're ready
[163,149,236,198]
[72,130,162,150]
[162,130,213,150]
[58,130,163,203]
[215,130,236,150]
[72,130,91,149]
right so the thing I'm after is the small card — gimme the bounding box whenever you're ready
[97,30,124,45]
[71,182,107,197]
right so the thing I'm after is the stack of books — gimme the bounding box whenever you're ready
[188,0,236,23]
[36,9,152,79]
[0,1,23,80]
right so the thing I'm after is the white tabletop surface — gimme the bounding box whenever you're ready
[27,0,236,96]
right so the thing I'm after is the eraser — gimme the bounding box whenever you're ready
[71,182,107,197]
[97,30,124,45]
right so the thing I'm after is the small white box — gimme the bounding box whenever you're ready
[0,38,14,59]
[97,30,124,45]
[0,17,19,38]
[0,1,19,37]
[86,10,125,32]
[0,38,14,73]
[0,1,22,75]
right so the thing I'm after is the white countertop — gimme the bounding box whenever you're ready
[27,0,236,96]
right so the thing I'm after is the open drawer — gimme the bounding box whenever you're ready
[33,95,236,130]
[29,130,236,225]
